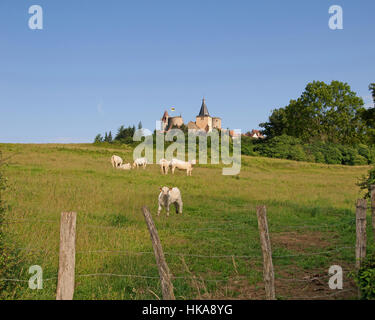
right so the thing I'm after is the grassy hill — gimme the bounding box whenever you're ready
[0,143,373,299]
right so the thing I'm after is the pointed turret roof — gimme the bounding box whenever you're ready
[198,98,210,117]
[162,110,169,122]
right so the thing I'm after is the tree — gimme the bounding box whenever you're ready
[259,107,289,138]
[259,81,366,144]
[108,131,113,143]
[360,83,375,144]
[115,125,136,142]
[369,83,375,106]
[94,134,103,143]
[138,121,142,130]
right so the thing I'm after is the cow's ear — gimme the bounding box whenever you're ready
[169,187,173,191]
[160,187,162,191]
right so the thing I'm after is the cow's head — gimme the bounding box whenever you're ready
[160,186,172,197]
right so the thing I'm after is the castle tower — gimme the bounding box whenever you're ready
[198,98,210,117]
[161,110,169,131]
[195,98,213,132]
[161,110,184,131]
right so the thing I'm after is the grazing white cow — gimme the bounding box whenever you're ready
[159,158,170,175]
[111,155,123,168]
[132,157,148,169]
[158,186,183,217]
[170,158,195,176]
[118,163,131,170]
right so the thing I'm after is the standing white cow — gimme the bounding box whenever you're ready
[118,163,131,170]
[132,157,148,169]
[170,158,195,176]
[159,158,170,175]
[157,186,183,216]
[111,155,123,168]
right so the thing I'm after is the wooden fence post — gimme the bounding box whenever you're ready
[355,200,367,269]
[256,205,276,300]
[371,185,375,243]
[142,206,175,300]
[56,212,77,300]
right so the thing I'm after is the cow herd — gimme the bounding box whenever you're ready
[110,155,193,216]
[110,155,196,176]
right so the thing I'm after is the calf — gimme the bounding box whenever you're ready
[111,155,123,168]
[158,186,183,217]
[132,157,148,169]
[118,163,131,170]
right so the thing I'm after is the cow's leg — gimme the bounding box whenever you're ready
[174,202,178,214]
[157,204,162,216]
[177,200,183,214]
[166,203,170,217]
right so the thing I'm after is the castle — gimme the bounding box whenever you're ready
[161,98,222,132]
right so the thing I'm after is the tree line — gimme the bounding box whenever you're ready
[95,122,142,144]
[93,80,375,166]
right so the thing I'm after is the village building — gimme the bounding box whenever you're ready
[244,129,264,139]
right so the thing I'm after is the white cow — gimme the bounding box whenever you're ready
[118,163,131,170]
[132,157,148,169]
[159,158,170,175]
[158,186,183,217]
[111,155,123,168]
[170,158,195,176]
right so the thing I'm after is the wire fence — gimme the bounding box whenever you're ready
[1,214,360,300]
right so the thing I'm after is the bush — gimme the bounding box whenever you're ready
[241,136,258,156]
[314,151,325,163]
[353,155,368,166]
[357,144,374,164]
[357,166,375,199]
[254,135,307,162]
[322,144,343,164]
[354,254,375,300]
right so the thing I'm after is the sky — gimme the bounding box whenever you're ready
[0,0,374,143]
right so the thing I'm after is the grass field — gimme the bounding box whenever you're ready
[0,143,373,300]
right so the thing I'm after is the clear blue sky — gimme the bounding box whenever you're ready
[0,0,374,143]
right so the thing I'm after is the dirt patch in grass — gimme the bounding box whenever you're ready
[271,230,333,252]
[201,264,357,300]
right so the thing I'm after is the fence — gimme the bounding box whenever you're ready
[1,185,374,300]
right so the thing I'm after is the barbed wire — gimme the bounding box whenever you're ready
[0,274,358,301]
[2,218,356,233]
[0,277,57,282]
[0,273,248,283]
[2,219,58,225]
[0,269,355,284]
[14,245,354,260]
